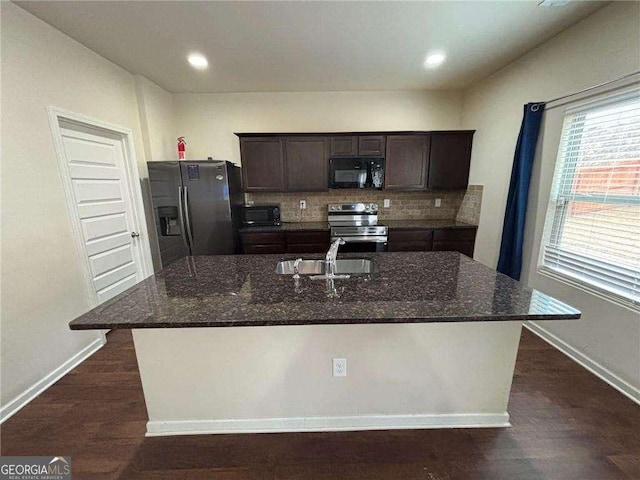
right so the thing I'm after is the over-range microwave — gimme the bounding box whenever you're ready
[329,157,385,189]
[239,204,281,227]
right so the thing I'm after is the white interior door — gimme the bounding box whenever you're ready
[59,122,147,303]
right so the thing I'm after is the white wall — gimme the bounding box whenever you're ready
[133,75,176,270]
[0,3,148,415]
[462,2,640,399]
[174,90,463,163]
[135,75,176,162]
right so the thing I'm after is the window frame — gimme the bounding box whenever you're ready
[537,87,640,312]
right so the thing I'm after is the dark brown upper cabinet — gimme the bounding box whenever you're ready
[240,137,285,191]
[329,136,358,157]
[284,137,328,192]
[237,131,473,192]
[428,132,474,189]
[384,135,431,190]
[358,135,386,156]
[329,135,386,157]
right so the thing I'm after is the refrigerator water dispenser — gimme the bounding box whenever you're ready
[157,206,182,236]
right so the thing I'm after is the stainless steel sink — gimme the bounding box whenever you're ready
[275,259,374,275]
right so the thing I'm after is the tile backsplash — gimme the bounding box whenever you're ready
[455,185,483,225]
[246,185,483,225]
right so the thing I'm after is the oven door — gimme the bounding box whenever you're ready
[335,237,388,253]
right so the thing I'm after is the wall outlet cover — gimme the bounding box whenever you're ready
[383,199,391,208]
[435,198,442,207]
[333,358,347,377]
[300,200,306,210]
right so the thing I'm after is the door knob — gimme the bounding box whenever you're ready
[131,232,140,238]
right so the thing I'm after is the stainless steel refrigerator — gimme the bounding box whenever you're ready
[147,160,243,268]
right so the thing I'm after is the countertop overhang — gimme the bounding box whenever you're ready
[69,252,580,330]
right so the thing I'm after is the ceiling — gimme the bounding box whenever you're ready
[16,1,607,93]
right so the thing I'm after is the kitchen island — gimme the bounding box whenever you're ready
[70,252,579,436]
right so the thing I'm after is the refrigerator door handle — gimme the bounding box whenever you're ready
[183,186,195,250]
[177,186,190,250]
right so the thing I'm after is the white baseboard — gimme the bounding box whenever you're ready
[146,413,510,437]
[0,336,106,423]
[525,322,640,405]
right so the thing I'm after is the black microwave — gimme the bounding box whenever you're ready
[239,205,281,227]
[329,157,385,189]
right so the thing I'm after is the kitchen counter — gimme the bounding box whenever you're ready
[69,252,578,330]
[74,252,580,437]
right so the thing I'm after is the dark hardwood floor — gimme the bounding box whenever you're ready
[1,328,638,479]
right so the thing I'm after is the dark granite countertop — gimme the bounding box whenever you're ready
[383,220,477,230]
[69,252,579,330]
[239,220,476,233]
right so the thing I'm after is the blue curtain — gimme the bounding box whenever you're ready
[497,102,546,280]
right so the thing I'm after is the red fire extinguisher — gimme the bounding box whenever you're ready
[177,137,186,160]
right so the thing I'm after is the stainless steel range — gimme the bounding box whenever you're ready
[328,203,388,252]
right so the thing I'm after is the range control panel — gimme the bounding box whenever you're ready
[328,203,378,213]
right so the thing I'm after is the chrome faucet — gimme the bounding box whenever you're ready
[310,238,349,282]
[292,258,303,279]
[326,238,345,277]
[292,258,303,293]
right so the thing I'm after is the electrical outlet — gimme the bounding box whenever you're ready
[383,199,391,208]
[435,198,442,208]
[300,200,307,210]
[333,358,347,377]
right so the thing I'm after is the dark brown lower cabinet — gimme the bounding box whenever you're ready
[240,230,329,254]
[241,227,476,256]
[240,232,286,254]
[432,228,477,257]
[243,244,286,254]
[388,229,433,252]
[388,227,476,256]
[285,230,330,253]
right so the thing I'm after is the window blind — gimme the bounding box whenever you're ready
[540,89,640,308]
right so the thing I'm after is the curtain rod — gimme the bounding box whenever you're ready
[544,71,640,106]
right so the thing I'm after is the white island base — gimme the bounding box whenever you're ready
[132,321,523,437]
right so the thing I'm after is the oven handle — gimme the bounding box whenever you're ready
[332,236,388,243]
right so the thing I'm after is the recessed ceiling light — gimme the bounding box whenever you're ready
[188,53,208,69]
[424,52,446,68]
